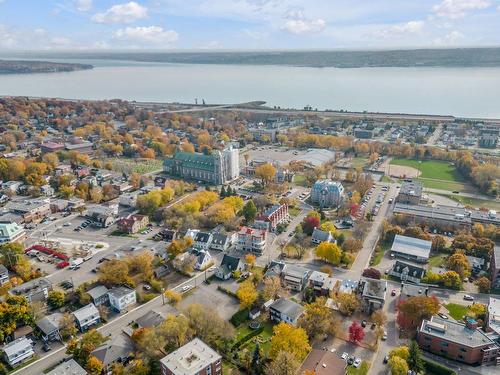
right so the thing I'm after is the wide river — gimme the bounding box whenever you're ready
[0,59,499,118]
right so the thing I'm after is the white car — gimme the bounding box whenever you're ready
[181,285,192,292]
[463,294,474,301]
[353,358,362,368]
[341,352,349,361]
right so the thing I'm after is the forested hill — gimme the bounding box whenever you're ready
[0,60,93,74]
[21,47,500,68]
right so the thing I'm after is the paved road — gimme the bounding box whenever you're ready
[14,269,214,375]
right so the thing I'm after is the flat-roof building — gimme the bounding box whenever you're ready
[390,234,432,263]
[160,338,222,375]
[397,180,423,205]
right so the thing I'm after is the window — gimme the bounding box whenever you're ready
[460,347,467,353]
[440,342,448,347]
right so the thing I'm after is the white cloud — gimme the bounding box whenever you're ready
[433,0,490,19]
[374,20,425,38]
[92,1,147,24]
[114,26,178,45]
[433,30,465,44]
[75,0,92,12]
[281,18,326,35]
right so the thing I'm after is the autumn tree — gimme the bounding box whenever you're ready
[299,297,339,339]
[302,215,320,235]
[167,237,193,259]
[441,270,462,289]
[315,242,342,265]
[255,163,276,186]
[86,356,104,375]
[126,252,154,281]
[0,295,33,342]
[47,290,65,309]
[371,309,387,328]
[159,313,192,352]
[446,252,471,279]
[397,295,440,331]
[269,322,311,361]
[59,312,78,341]
[66,330,105,367]
[265,351,300,375]
[362,268,381,280]
[388,356,409,375]
[164,289,182,305]
[336,292,360,316]
[475,276,491,293]
[349,321,365,344]
[263,276,284,300]
[237,281,258,308]
[245,253,256,268]
[98,259,134,288]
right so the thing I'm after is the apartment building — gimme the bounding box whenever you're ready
[160,338,222,375]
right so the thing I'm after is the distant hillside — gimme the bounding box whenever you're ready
[20,47,500,68]
[0,60,93,74]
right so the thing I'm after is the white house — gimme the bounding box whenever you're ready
[108,286,136,313]
[269,298,304,326]
[215,254,244,280]
[1,337,35,367]
[73,303,101,332]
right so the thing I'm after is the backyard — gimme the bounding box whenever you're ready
[444,303,468,321]
[235,320,275,355]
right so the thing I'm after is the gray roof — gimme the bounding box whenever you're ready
[160,338,221,375]
[73,303,99,323]
[391,260,426,279]
[311,228,332,242]
[135,310,166,328]
[91,334,133,366]
[270,298,304,321]
[309,271,330,284]
[493,246,500,269]
[391,235,431,259]
[399,180,423,197]
[393,203,472,225]
[194,232,211,243]
[1,337,32,357]
[87,285,109,300]
[419,316,496,348]
[46,359,87,375]
[265,260,286,278]
[211,233,229,246]
[220,254,242,271]
[283,264,310,279]
[0,264,8,275]
[36,313,63,335]
[108,286,135,299]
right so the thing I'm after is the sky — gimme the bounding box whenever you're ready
[0,0,499,50]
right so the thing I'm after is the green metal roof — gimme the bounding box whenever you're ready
[164,151,218,172]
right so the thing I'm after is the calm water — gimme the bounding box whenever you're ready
[0,59,499,118]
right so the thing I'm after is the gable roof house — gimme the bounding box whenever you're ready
[36,313,63,342]
[193,231,213,250]
[264,260,286,279]
[135,310,167,329]
[269,298,305,326]
[215,254,244,280]
[358,277,387,314]
[9,276,52,302]
[308,271,336,296]
[108,286,136,313]
[311,228,335,245]
[388,261,426,284]
[116,214,149,234]
[281,264,311,291]
[210,233,232,252]
[87,285,109,306]
[73,303,100,332]
[91,334,134,372]
[1,337,35,367]
[45,359,87,375]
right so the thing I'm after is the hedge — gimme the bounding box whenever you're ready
[230,308,249,326]
[233,327,264,350]
[423,359,457,375]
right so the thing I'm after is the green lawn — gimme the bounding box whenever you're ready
[347,362,370,375]
[292,174,307,187]
[372,242,391,266]
[445,303,469,320]
[288,206,301,217]
[428,254,447,267]
[390,159,464,182]
[351,157,368,169]
[236,321,275,354]
[390,158,471,192]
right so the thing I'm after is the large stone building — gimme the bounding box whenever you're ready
[163,146,239,185]
[160,338,222,375]
[310,180,344,208]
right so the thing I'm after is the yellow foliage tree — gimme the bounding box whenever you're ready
[236,281,257,308]
[269,322,311,361]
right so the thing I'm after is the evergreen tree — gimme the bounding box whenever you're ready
[407,341,424,374]
[220,186,227,198]
[242,200,257,222]
[251,343,262,375]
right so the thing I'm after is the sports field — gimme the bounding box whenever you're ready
[390,158,470,192]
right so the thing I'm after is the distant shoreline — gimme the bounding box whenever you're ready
[0,60,93,75]
[5,47,500,68]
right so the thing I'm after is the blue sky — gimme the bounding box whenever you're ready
[0,0,499,49]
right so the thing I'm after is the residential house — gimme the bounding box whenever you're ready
[210,233,232,252]
[36,313,63,342]
[388,261,426,284]
[9,276,52,302]
[269,298,305,326]
[311,228,335,245]
[281,264,310,291]
[0,264,9,285]
[390,235,432,263]
[135,310,167,329]
[154,265,170,279]
[160,338,222,375]
[73,303,101,332]
[159,229,177,242]
[254,204,289,231]
[45,359,87,375]
[91,334,134,372]
[2,181,23,194]
[308,271,336,296]
[117,214,149,234]
[300,349,347,375]
[417,317,500,366]
[40,185,55,197]
[87,285,109,306]
[236,226,267,255]
[108,286,136,313]
[87,207,115,228]
[1,337,35,367]
[215,254,244,280]
[190,249,212,271]
[193,232,213,250]
[119,192,140,208]
[264,260,286,279]
[467,256,485,276]
[358,277,387,313]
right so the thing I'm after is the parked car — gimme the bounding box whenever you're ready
[143,284,152,291]
[347,356,354,365]
[353,358,362,368]
[383,355,389,364]
[43,343,52,352]
[181,285,192,292]
[463,294,474,301]
[438,313,448,320]
[382,331,387,341]
[391,289,397,296]
[361,320,367,328]
[341,352,349,361]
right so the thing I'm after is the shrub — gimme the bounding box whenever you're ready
[423,359,457,375]
[230,308,249,326]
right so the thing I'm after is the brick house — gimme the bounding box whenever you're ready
[117,214,149,234]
